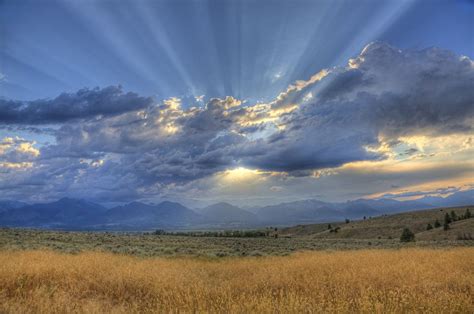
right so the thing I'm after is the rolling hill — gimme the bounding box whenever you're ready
[280,206,473,241]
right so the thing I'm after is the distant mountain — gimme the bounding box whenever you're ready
[419,189,474,208]
[0,200,28,213]
[0,189,472,230]
[256,200,343,224]
[104,201,201,229]
[339,198,431,218]
[0,198,107,228]
[200,202,257,225]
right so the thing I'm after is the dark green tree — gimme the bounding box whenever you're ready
[465,208,471,219]
[426,223,433,230]
[400,228,415,242]
[450,210,457,221]
[434,219,441,228]
[444,212,452,225]
[327,224,332,230]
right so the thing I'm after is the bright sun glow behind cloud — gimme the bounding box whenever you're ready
[220,167,262,183]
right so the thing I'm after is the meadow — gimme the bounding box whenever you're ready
[0,227,471,258]
[0,248,472,313]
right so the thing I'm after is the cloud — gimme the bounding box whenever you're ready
[1,42,473,202]
[378,186,462,199]
[0,137,39,170]
[0,86,154,124]
[239,42,474,172]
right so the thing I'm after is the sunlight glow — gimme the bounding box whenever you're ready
[220,167,262,183]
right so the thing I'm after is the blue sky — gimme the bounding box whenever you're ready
[1,0,472,102]
[0,0,473,205]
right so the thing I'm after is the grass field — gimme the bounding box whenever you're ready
[0,248,472,313]
[0,227,472,258]
[0,206,472,313]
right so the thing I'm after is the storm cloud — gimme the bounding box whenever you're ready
[0,86,154,124]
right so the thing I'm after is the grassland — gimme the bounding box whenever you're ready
[0,206,472,313]
[0,248,472,313]
[0,226,472,258]
[1,206,472,258]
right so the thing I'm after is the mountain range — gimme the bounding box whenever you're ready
[0,189,472,230]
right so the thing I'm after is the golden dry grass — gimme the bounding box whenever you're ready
[0,248,473,313]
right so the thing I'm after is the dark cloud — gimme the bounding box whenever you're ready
[0,86,154,124]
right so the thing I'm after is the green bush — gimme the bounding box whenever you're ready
[443,222,450,231]
[400,228,415,242]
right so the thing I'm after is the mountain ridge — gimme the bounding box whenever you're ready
[0,189,472,230]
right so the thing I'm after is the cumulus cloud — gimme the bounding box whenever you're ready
[241,42,474,172]
[1,42,473,201]
[0,137,39,169]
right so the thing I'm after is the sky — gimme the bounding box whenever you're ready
[0,0,473,206]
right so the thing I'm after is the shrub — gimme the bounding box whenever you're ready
[345,218,350,224]
[327,224,332,230]
[443,222,450,231]
[400,228,415,242]
[434,219,441,228]
[465,208,471,219]
[456,233,473,240]
[426,223,433,230]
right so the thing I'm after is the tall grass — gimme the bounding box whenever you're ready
[0,248,472,313]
